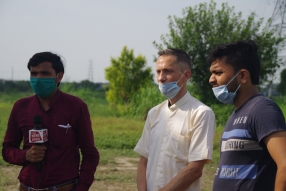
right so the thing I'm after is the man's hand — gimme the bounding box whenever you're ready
[25,145,46,163]
[159,160,207,191]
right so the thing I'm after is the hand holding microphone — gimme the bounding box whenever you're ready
[26,115,48,171]
[25,145,46,163]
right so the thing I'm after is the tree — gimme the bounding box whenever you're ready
[277,69,286,95]
[153,0,285,104]
[105,46,153,106]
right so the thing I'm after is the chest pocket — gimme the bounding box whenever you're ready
[165,133,191,162]
[44,115,76,150]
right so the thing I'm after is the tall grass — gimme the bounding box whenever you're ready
[0,88,285,167]
[126,85,165,119]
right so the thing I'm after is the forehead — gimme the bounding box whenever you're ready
[210,58,234,72]
[30,61,54,71]
[156,55,178,68]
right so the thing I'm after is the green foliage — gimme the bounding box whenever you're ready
[153,0,285,104]
[105,46,154,107]
[60,80,105,92]
[126,84,165,120]
[0,90,285,189]
[272,96,286,117]
[210,104,234,127]
[277,69,286,95]
[0,92,34,166]
[92,116,144,149]
[0,80,31,92]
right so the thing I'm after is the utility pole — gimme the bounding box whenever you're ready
[11,67,14,81]
[88,60,94,82]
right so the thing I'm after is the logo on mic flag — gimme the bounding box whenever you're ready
[29,129,48,143]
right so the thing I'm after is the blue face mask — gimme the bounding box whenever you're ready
[158,72,185,99]
[212,73,241,104]
[30,77,57,98]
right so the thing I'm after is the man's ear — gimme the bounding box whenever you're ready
[56,72,64,84]
[185,70,192,81]
[239,69,249,84]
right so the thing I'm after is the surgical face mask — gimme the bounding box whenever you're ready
[30,76,57,98]
[158,72,185,99]
[212,72,241,104]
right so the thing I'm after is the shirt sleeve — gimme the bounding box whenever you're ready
[134,109,153,158]
[249,99,286,144]
[2,104,28,165]
[75,102,100,191]
[188,107,216,163]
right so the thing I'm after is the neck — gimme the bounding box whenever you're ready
[37,89,58,111]
[233,85,259,109]
[169,87,187,105]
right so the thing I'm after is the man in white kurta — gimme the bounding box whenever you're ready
[134,48,215,191]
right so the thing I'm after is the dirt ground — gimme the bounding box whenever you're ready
[0,157,215,191]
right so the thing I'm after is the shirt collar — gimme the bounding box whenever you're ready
[169,92,191,111]
[48,89,62,109]
[34,89,62,111]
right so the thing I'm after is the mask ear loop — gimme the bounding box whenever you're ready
[177,71,186,88]
[226,72,241,93]
[234,84,241,93]
[226,72,240,86]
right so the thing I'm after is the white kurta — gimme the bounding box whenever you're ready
[134,92,215,191]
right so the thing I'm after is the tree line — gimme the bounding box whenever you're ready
[105,0,286,113]
[0,79,106,93]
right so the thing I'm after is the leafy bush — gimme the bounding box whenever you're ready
[105,46,153,105]
[209,104,234,127]
[126,85,165,120]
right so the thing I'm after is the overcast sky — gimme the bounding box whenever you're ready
[0,0,279,83]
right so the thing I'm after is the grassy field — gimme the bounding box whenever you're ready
[0,90,285,191]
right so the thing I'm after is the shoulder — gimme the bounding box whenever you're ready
[246,94,282,114]
[13,95,36,108]
[60,91,87,105]
[146,100,168,118]
[188,95,214,115]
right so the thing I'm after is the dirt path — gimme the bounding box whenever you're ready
[0,157,138,191]
[0,157,214,191]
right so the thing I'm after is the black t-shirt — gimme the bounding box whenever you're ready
[213,94,286,191]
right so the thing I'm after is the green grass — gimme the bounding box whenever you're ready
[93,116,144,149]
[0,90,285,189]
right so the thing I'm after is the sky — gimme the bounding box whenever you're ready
[0,0,281,83]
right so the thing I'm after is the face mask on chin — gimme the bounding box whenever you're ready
[158,72,185,99]
[30,76,57,98]
[212,72,241,104]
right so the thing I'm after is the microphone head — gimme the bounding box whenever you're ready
[33,115,42,125]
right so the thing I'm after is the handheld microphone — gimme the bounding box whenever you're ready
[29,115,48,172]
[33,115,42,131]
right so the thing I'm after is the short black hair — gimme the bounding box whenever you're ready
[27,52,65,74]
[158,48,192,71]
[207,40,260,84]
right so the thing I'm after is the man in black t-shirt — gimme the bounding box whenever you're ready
[208,40,286,191]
